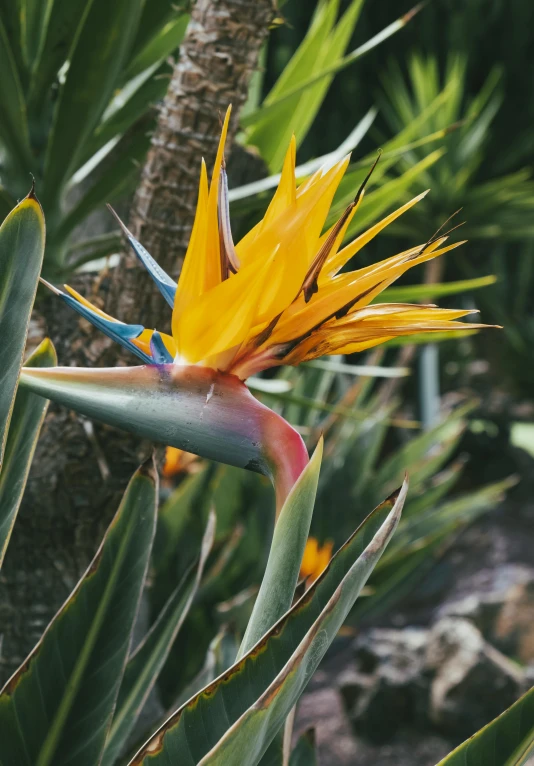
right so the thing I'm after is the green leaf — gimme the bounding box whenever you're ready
[343,150,445,238]
[101,511,215,766]
[0,192,45,467]
[0,17,32,174]
[290,729,318,766]
[27,0,89,109]
[128,481,407,765]
[78,65,169,170]
[43,0,144,203]
[0,339,56,567]
[0,0,26,85]
[0,461,158,766]
[437,685,534,765]
[173,628,240,711]
[246,0,364,171]
[56,129,151,245]
[373,402,473,493]
[154,468,209,575]
[379,275,497,303]
[123,12,189,82]
[20,0,54,71]
[237,441,323,659]
[129,0,184,63]
[243,5,417,170]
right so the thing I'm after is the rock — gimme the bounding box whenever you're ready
[426,617,524,736]
[439,565,534,662]
[339,629,429,742]
[295,687,359,765]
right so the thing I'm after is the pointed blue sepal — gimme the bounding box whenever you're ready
[59,292,152,364]
[149,331,174,364]
[107,205,177,307]
[126,234,177,307]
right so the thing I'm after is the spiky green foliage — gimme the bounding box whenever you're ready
[0,1,189,276]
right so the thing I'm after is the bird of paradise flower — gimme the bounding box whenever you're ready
[24,106,492,515]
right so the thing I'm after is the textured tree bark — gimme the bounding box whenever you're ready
[109,0,276,327]
[0,0,275,684]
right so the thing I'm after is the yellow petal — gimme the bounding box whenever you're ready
[205,105,232,288]
[172,158,209,329]
[322,190,430,281]
[234,136,297,265]
[64,284,120,323]
[261,134,297,230]
[286,314,484,364]
[176,254,274,363]
[249,159,352,325]
[270,240,463,344]
[173,107,232,334]
[131,328,177,357]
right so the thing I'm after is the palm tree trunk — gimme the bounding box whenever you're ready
[0,0,275,684]
[109,0,276,327]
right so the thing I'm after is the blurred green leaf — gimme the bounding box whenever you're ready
[27,0,89,109]
[0,461,157,766]
[244,2,419,172]
[0,0,26,85]
[0,193,45,466]
[379,275,497,302]
[43,0,144,204]
[373,403,472,492]
[123,12,189,82]
[102,511,215,766]
[57,129,151,243]
[246,0,364,171]
[155,468,209,575]
[21,0,54,71]
[0,17,32,173]
[79,64,169,167]
[290,729,318,766]
[0,339,56,567]
[129,0,185,62]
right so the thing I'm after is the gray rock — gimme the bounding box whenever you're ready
[439,565,534,662]
[295,686,359,765]
[339,629,430,742]
[426,617,524,736]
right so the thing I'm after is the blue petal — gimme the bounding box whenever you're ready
[60,292,153,364]
[150,330,174,364]
[126,234,177,307]
[107,206,177,307]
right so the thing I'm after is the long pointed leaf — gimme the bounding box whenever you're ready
[0,17,32,174]
[128,480,407,765]
[0,339,56,567]
[238,441,323,659]
[289,729,318,766]
[379,275,497,302]
[43,0,143,202]
[0,461,158,766]
[197,484,406,765]
[0,191,45,466]
[27,0,89,109]
[101,510,216,766]
[437,685,534,765]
